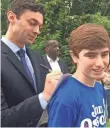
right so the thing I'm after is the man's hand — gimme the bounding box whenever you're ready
[42,71,63,101]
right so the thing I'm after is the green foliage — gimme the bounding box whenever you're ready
[106,119,110,127]
[1,0,10,35]
[30,9,110,73]
[92,13,110,34]
[68,0,110,16]
[1,0,110,73]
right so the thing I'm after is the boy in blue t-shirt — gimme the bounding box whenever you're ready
[48,24,110,127]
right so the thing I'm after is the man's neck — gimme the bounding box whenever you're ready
[5,26,25,48]
[47,54,57,62]
[5,34,24,48]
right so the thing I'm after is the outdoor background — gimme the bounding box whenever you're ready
[1,0,110,126]
[1,0,110,73]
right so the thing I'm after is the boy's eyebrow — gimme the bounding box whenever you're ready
[84,50,109,55]
[84,52,97,55]
[102,50,110,54]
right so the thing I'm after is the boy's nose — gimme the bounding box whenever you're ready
[95,56,104,67]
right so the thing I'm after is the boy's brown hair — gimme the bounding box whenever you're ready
[68,24,110,57]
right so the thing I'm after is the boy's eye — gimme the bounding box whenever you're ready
[88,55,96,58]
[85,54,96,58]
[101,53,109,57]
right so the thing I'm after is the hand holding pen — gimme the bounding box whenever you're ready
[40,64,63,101]
[40,64,52,73]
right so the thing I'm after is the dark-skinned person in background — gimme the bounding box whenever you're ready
[1,0,62,127]
[43,40,68,74]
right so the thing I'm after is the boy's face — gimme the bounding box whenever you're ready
[75,48,109,81]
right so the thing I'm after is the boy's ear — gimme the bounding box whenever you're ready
[69,50,78,64]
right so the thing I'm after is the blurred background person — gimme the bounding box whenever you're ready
[43,40,68,74]
[103,65,110,122]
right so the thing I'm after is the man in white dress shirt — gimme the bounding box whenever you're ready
[43,40,68,74]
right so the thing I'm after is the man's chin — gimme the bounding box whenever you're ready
[26,40,35,45]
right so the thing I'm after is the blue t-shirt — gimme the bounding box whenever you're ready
[48,76,106,127]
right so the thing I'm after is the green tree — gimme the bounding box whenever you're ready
[1,0,10,35]
[1,0,110,73]
[67,0,110,16]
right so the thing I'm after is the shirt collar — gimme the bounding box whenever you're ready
[1,36,26,53]
[46,54,59,62]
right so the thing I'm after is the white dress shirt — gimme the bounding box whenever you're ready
[46,55,61,72]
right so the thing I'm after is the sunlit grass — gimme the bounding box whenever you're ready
[106,119,110,127]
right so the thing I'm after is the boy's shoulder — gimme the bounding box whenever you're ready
[50,76,81,104]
